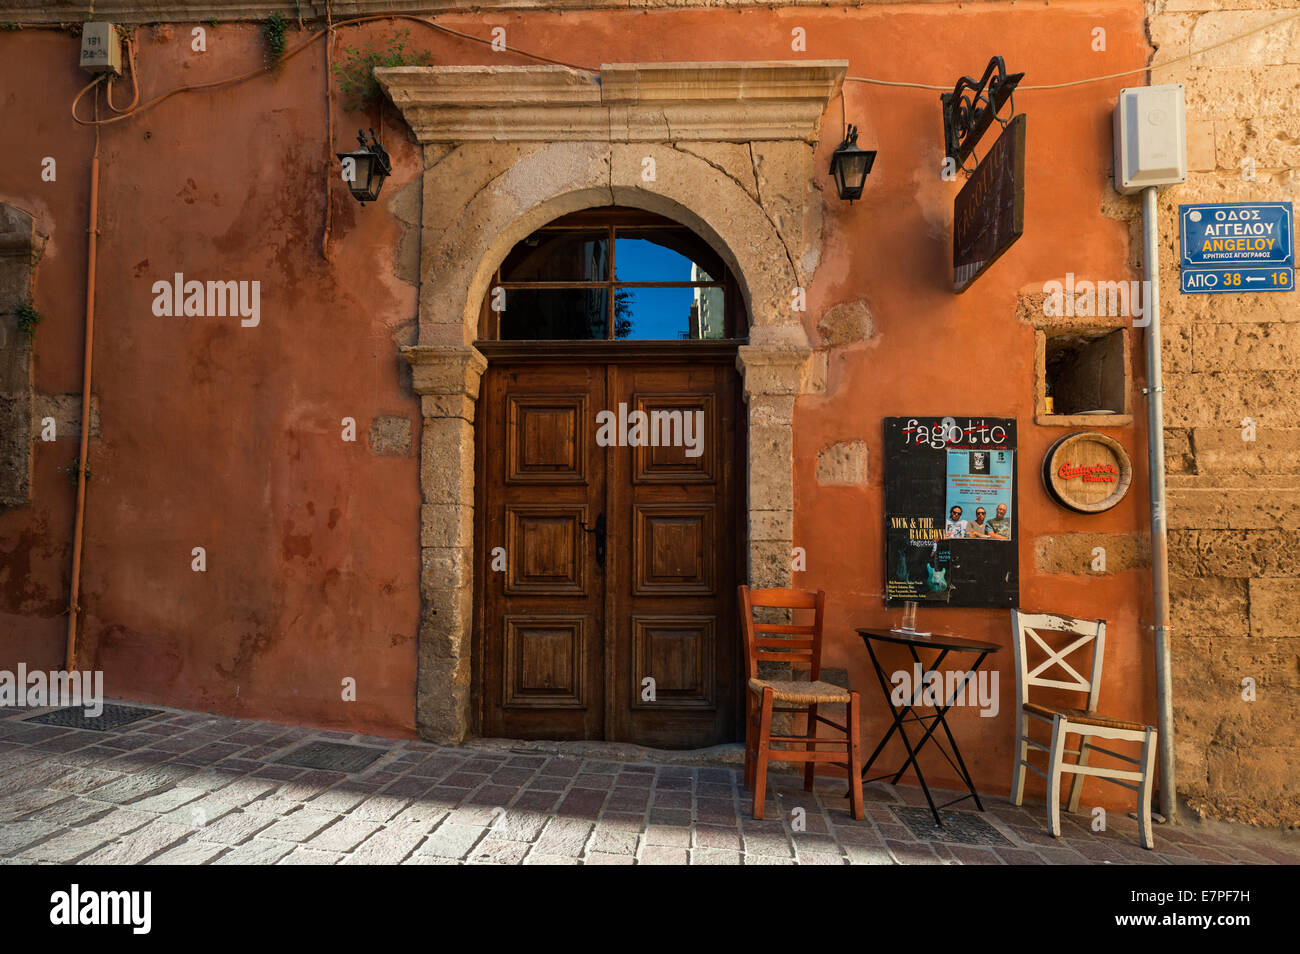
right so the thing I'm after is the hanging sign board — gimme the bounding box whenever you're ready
[953,113,1026,294]
[1179,201,1293,294]
[884,417,1019,608]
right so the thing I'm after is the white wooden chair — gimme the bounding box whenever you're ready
[1010,610,1159,849]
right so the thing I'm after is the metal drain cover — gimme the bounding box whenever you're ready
[275,741,387,773]
[891,806,1013,846]
[26,704,164,731]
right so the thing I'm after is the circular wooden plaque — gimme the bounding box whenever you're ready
[1041,431,1133,513]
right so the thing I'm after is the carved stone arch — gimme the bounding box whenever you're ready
[384,62,845,742]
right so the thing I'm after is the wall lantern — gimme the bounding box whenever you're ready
[336,128,392,206]
[829,124,876,203]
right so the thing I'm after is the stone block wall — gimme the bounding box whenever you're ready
[1148,0,1300,827]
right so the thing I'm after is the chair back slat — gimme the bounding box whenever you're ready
[745,588,819,609]
[752,623,817,634]
[1010,609,1105,712]
[739,585,826,682]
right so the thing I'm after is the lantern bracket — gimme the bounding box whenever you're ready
[941,56,1024,169]
[356,128,391,177]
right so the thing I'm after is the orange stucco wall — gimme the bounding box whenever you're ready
[1,5,1153,806]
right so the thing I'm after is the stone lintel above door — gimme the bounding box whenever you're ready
[376,61,848,143]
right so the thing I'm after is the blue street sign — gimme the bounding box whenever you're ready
[1180,202,1292,269]
[1180,265,1293,295]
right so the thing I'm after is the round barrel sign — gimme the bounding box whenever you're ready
[1041,431,1133,513]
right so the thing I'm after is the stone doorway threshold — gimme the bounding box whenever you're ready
[461,737,745,768]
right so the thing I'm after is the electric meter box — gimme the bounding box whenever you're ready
[1113,84,1186,194]
[80,23,122,75]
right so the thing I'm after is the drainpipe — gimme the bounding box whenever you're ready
[65,97,101,672]
[1141,184,1177,824]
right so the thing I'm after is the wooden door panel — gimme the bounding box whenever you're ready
[632,393,717,484]
[607,361,741,748]
[505,505,588,595]
[631,615,716,709]
[506,394,588,483]
[633,503,715,595]
[503,615,588,708]
[479,364,605,741]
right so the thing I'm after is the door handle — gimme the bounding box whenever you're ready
[582,513,606,569]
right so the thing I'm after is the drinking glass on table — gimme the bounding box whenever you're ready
[900,601,918,633]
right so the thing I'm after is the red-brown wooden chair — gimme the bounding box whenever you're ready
[738,585,864,820]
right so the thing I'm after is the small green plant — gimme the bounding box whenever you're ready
[1,23,19,31]
[63,459,91,485]
[207,18,219,29]
[332,30,432,112]
[262,13,287,66]
[15,302,40,339]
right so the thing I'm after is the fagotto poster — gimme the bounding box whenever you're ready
[884,417,1019,608]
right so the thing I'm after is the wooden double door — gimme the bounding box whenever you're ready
[475,345,742,748]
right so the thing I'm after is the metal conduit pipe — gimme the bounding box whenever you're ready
[1141,184,1178,824]
[65,90,102,673]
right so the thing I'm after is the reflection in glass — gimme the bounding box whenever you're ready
[690,281,725,340]
[500,230,609,283]
[614,229,723,283]
[616,286,723,341]
[498,288,609,340]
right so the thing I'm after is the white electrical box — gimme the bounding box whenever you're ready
[79,23,122,76]
[1113,84,1186,194]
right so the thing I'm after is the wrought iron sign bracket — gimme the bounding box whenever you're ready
[941,56,1024,170]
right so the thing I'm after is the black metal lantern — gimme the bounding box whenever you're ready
[336,128,392,205]
[829,124,876,203]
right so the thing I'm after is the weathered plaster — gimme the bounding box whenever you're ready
[0,203,44,509]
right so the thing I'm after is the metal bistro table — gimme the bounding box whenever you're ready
[854,628,1002,826]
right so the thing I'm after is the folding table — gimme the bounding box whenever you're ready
[855,628,1002,826]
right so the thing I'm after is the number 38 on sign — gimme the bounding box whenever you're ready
[1180,266,1292,294]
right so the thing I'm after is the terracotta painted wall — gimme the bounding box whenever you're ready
[0,25,425,736]
[1,6,1156,807]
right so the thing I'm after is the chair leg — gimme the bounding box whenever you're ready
[1137,728,1158,850]
[742,692,756,792]
[1010,710,1028,806]
[847,691,864,821]
[803,703,818,792]
[752,688,775,820]
[1045,715,1066,838]
[1068,732,1092,814]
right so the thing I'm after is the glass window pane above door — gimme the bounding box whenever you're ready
[500,230,609,283]
[615,286,724,340]
[498,288,610,340]
[614,229,724,283]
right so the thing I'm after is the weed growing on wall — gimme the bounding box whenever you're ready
[262,14,287,67]
[15,302,40,340]
[333,30,432,112]
[63,459,91,485]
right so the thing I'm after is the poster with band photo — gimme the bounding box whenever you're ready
[884,416,1019,608]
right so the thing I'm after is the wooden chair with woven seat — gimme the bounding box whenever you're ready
[738,585,864,821]
[1010,609,1159,849]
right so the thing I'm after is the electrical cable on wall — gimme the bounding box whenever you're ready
[67,8,1300,128]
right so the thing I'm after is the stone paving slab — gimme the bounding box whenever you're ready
[0,700,1296,865]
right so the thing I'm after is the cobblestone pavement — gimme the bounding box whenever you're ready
[1,702,1295,865]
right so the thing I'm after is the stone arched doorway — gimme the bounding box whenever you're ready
[379,61,846,742]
